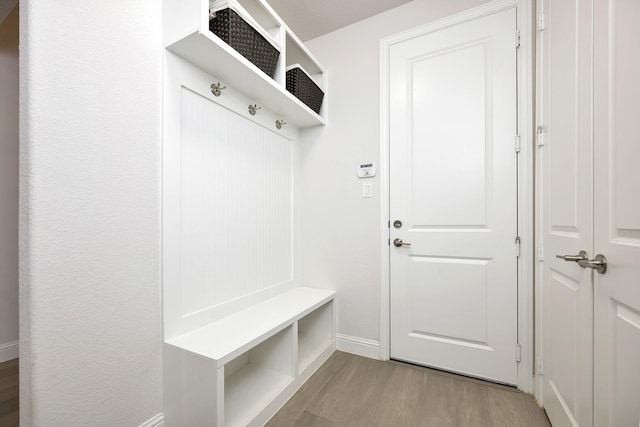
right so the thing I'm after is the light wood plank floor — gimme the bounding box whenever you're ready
[268,351,551,427]
[0,353,551,427]
[0,358,19,427]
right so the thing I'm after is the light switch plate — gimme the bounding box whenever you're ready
[363,182,373,198]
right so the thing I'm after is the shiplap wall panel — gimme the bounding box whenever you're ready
[180,87,294,316]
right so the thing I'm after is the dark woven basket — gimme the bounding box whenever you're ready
[209,8,280,78]
[286,66,324,114]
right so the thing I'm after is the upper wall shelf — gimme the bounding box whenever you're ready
[163,0,327,128]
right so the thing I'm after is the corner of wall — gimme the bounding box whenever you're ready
[0,1,20,364]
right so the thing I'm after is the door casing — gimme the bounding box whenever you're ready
[379,0,536,394]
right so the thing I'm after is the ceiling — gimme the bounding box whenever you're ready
[267,0,414,41]
[0,0,413,44]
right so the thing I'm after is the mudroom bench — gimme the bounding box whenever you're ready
[163,287,336,427]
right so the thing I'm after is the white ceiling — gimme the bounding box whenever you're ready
[267,0,414,41]
[0,0,413,43]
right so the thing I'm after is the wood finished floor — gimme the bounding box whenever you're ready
[268,351,551,427]
[0,358,18,427]
[0,353,551,427]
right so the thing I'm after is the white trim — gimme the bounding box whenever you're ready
[379,0,535,393]
[515,0,536,396]
[336,334,380,360]
[0,340,18,363]
[381,0,519,47]
[533,0,545,404]
[139,413,165,427]
[379,37,391,361]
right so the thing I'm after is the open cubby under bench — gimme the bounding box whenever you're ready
[163,287,336,427]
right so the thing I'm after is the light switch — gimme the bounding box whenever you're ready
[363,182,373,198]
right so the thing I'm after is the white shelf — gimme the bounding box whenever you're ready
[163,287,335,426]
[164,0,326,128]
[167,287,335,366]
[230,0,280,40]
[225,364,293,427]
[297,300,334,373]
[299,334,334,374]
[285,33,325,89]
[224,325,294,427]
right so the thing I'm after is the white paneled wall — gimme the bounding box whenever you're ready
[180,88,294,314]
[163,54,300,338]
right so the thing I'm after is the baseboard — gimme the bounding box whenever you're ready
[336,334,380,360]
[0,340,18,363]
[139,413,164,427]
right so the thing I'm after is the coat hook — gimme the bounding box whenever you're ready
[248,104,262,116]
[210,82,226,97]
[275,119,287,130]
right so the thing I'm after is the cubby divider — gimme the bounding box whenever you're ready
[224,326,295,427]
[298,301,334,374]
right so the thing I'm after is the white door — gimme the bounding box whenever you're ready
[541,0,640,425]
[593,0,640,425]
[389,8,519,385]
[539,0,594,425]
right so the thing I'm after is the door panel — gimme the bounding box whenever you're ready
[411,42,488,227]
[410,256,490,343]
[390,8,518,385]
[593,0,640,425]
[540,0,594,425]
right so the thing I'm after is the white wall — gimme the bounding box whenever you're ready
[300,0,491,346]
[0,4,19,363]
[19,1,163,425]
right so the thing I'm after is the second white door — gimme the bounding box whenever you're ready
[389,8,519,385]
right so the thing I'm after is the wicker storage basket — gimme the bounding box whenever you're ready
[209,7,280,78]
[286,65,324,114]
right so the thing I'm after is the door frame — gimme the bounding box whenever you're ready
[378,0,536,394]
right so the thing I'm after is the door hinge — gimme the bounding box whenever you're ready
[515,30,521,48]
[515,134,521,153]
[515,236,521,258]
[537,356,544,375]
[538,13,545,31]
[388,220,390,228]
[537,125,544,147]
[538,244,544,261]
[388,238,390,246]
[516,344,522,362]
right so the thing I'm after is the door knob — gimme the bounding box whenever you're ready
[577,254,607,274]
[393,238,411,247]
[555,251,588,262]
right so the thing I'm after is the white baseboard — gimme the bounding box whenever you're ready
[0,340,18,363]
[336,334,380,360]
[139,413,164,427]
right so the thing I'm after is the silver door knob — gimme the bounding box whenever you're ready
[555,251,588,262]
[393,238,411,247]
[577,254,607,274]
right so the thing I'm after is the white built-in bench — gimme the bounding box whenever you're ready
[163,287,336,427]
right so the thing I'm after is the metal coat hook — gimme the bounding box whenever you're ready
[248,104,262,116]
[275,119,287,129]
[210,82,226,97]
